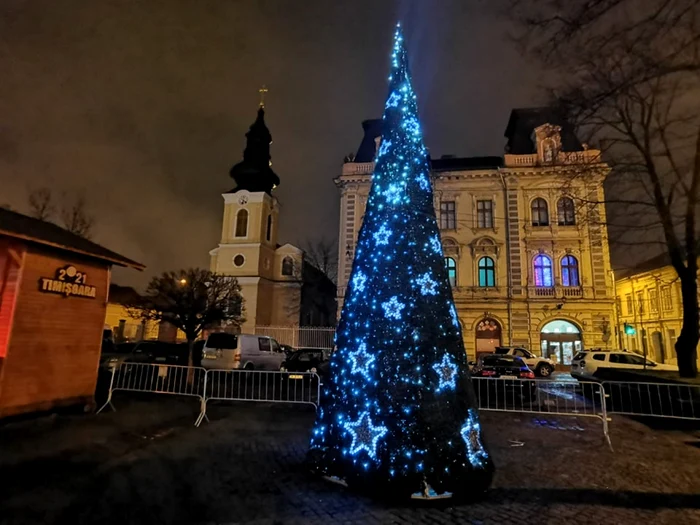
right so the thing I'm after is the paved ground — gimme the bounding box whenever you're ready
[1,394,700,525]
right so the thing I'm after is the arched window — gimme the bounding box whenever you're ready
[235,209,248,237]
[557,198,576,226]
[445,257,457,287]
[531,198,549,226]
[561,255,580,287]
[533,254,553,287]
[478,257,495,287]
[282,256,295,276]
[266,214,272,241]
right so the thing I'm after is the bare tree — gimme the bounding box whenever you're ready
[128,268,245,371]
[302,237,338,285]
[28,187,55,221]
[60,194,94,239]
[508,0,700,376]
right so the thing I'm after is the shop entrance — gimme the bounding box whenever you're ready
[540,319,582,365]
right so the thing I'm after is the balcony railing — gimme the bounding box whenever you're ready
[528,286,585,298]
[504,149,601,168]
[341,162,375,175]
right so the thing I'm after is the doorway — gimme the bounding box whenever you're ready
[540,319,582,365]
[651,331,665,363]
[475,318,502,360]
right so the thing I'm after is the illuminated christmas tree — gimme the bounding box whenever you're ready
[308,24,494,500]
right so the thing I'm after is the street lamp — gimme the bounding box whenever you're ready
[179,278,187,285]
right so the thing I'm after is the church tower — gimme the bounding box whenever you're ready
[210,89,304,333]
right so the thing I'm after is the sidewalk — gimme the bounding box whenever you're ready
[1,395,699,524]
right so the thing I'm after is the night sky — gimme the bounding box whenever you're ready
[0,0,547,287]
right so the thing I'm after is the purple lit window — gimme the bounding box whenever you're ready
[561,255,580,287]
[533,255,553,287]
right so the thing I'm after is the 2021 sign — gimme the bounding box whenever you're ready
[39,265,97,299]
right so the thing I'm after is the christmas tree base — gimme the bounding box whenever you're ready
[322,475,349,488]
[411,483,453,501]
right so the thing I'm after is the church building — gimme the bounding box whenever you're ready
[210,95,335,334]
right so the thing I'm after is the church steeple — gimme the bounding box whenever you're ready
[228,88,280,194]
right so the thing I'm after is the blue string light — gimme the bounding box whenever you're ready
[344,411,388,458]
[307,22,492,496]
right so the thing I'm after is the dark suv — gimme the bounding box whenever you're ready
[471,354,538,404]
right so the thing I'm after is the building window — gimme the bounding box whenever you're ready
[557,198,576,226]
[531,198,549,226]
[649,289,658,314]
[533,254,553,287]
[282,256,295,276]
[266,214,272,242]
[561,255,580,286]
[440,201,456,230]
[626,294,633,315]
[661,286,672,311]
[235,209,248,237]
[478,256,495,287]
[233,254,245,267]
[637,291,644,314]
[445,257,457,287]
[476,200,493,229]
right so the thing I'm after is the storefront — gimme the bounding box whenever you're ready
[540,319,583,365]
[0,209,143,418]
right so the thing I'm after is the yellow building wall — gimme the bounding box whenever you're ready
[103,303,159,341]
[615,263,700,366]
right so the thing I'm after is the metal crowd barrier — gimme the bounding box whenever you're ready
[97,363,320,427]
[97,362,209,426]
[602,381,700,420]
[471,377,612,449]
[205,369,320,408]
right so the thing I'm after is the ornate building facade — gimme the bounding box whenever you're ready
[336,108,616,364]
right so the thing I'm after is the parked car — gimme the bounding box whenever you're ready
[280,349,326,379]
[99,341,152,370]
[494,346,556,377]
[571,350,679,381]
[201,333,285,370]
[280,344,296,358]
[471,354,538,402]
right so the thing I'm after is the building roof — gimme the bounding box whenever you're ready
[109,283,143,304]
[504,107,583,154]
[353,119,384,163]
[228,106,280,194]
[0,208,145,270]
[615,251,672,280]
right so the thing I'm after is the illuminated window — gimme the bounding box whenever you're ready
[626,294,633,315]
[478,257,495,287]
[661,286,672,311]
[649,289,658,313]
[561,255,579,286]
[637,291,644,314]
[531,198,549,226]
[445,257,457,287]
[557,198,576,226]
[476,200,493,229]
[533,254,553,287]
[235,209,248,237]
[440,201,456,230]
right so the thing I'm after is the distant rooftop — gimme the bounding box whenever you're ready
[348,107,587,169]
[504,107,583,154]
[0,208,144,270]
[615,251,673,280]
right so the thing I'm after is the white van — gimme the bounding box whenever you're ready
[201,333,285,371]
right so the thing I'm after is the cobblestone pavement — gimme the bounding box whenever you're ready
[1,395,699,524]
